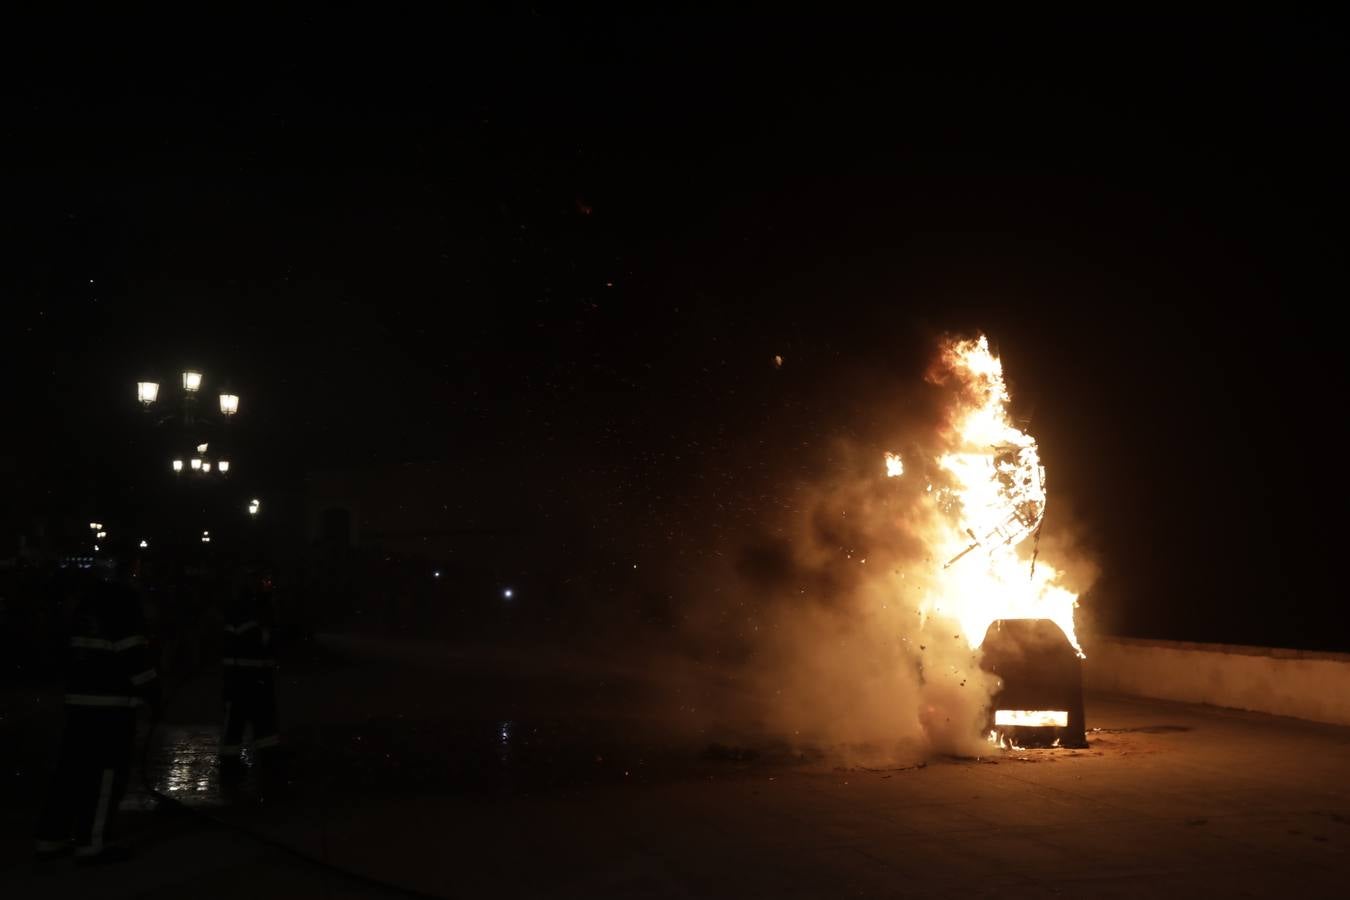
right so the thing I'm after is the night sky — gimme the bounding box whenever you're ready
[5,13,1348,649]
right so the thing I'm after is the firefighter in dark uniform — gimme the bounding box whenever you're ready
[35,566,160,863]
[219,578,280,769]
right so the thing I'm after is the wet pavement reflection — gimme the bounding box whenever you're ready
[140,715,790,811]
[144,726,232,806]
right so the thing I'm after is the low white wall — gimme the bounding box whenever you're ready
[1085,636,1350,726]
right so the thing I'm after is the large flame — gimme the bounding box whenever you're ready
[892,335,1081,656]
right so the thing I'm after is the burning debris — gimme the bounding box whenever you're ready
[942,441,1044,569]
[910,335,1082,659]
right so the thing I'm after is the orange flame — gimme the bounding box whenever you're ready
[890,335,1082,657]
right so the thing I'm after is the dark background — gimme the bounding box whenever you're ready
[3,12,1347,649]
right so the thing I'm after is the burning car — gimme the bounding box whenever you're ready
[887,335,1087,752]
[980,618,1087,748]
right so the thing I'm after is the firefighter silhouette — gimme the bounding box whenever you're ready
[219,575,280,770]
[36,566,160,863]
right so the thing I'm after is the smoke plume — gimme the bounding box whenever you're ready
[657,333,1095,764]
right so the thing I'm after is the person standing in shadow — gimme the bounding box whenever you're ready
[35,559,160,864]
[219,573,280,778]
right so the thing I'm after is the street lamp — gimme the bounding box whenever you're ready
[136,368,249,560]
[136,372,242,472]
[138,371,239,423]
[248,498,260,516]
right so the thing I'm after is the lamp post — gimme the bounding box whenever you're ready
[135,367,251,561]
[137,370,242,478]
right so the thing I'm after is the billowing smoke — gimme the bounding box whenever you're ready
[652,333,1095,764]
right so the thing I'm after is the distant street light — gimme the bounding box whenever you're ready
[502,587,514,599]
[136,370,241,468]
[247,498,261,516]
[135,366,250,555]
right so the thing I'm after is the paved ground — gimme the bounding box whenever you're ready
[4,639,1349,898]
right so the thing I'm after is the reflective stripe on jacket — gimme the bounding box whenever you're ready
[65,581,158,705]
